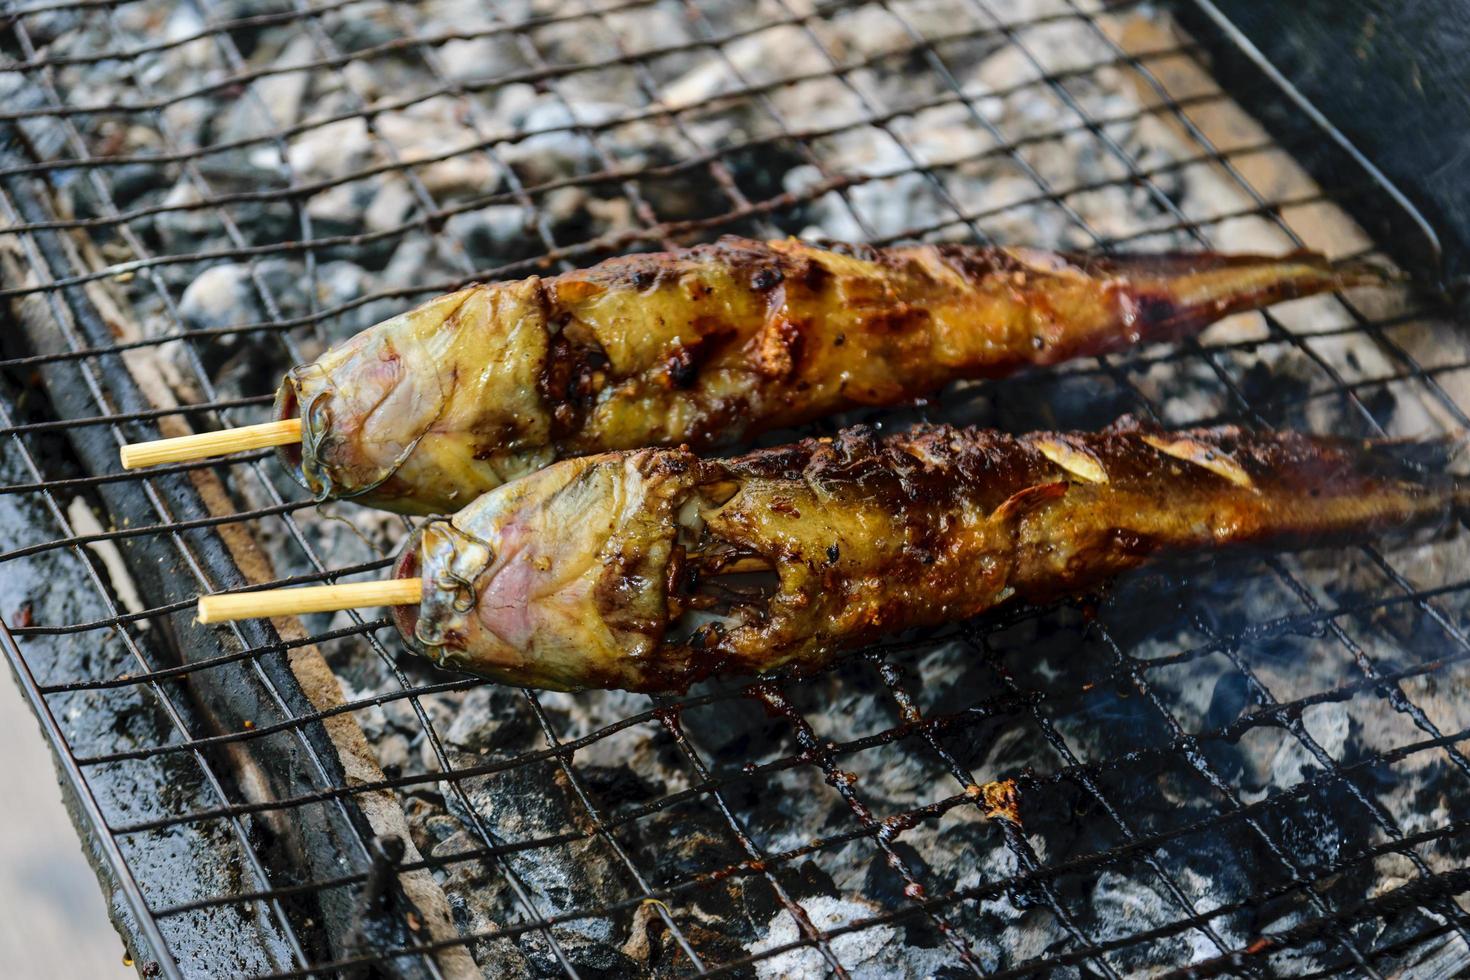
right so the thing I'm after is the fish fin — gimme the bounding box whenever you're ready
[992,481,1068,526]
[1350,432,1469,483]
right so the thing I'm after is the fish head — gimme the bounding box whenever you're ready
[275,289,476,504]
[393,449,702,691]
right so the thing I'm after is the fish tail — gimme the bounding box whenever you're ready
[1354,430,1466,478]
[1325,255,1406,289]
[1358,430,1470,523]
[1103,250,1398,343]
[1247,427,1470,539]
[1089,419,1467,554]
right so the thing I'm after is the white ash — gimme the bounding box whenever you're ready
[750,895,956,979]
[17,0,1470,975]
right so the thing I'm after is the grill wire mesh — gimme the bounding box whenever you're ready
[2,0,1469,977]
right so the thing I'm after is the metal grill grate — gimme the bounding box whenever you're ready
[2,0,1468,976]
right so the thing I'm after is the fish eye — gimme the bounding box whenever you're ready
[306,391,333,433]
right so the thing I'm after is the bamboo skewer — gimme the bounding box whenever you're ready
[120,417,303,469]
[198,577,423,623]
[195,556,773,624]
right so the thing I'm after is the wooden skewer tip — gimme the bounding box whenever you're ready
[197,577,423,624]
[120,417,303,470]
[196,556,778,624]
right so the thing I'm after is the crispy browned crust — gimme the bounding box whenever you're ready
[692,419,1463,683]
[397,417,1464,692]
[282,237,1384,513]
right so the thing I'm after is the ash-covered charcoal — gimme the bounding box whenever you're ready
[415,683,721,974]
[749,894,958,978]
[437,759,645,975]
[15,0,1469,976]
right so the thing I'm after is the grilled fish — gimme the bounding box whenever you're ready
[276,237,1386,514]
[389,418,1466,692]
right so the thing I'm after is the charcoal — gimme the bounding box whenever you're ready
[178,262,267,331]
[110,162,173,204]
[219,35,315,141]
[502,98,628,184]
[444,686,539,754]
[444,205,538,269]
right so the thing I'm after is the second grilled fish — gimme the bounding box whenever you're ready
[278,236,1386,514]
[390,418,1465,691]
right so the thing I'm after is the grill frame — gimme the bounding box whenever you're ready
[1,0,1468,977]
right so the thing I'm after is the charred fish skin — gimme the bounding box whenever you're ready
[393,418,1466,693]
[277,237,1386,514]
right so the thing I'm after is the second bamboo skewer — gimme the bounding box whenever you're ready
[119,417,303,470]
[195,556,774,624]
[197,577,422,623]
